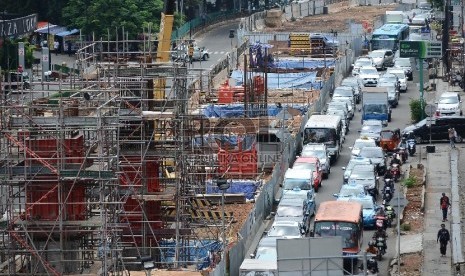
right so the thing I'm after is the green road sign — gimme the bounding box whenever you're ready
[399,41,442,59]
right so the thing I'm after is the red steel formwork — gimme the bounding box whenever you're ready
[119,157,162,245]
[26,179,86,221]
[217,143,258,179]
[24,134,86,165]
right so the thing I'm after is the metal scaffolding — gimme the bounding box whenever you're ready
[0,36,224,275]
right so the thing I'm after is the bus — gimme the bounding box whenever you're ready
[371,23,409,52]
[302,115,343,163]
[312,201,363,256]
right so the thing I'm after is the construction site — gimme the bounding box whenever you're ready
[0,1,359,275]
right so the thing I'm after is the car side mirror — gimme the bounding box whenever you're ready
[348,147,353,150]
[435,102,438,104]
[342,167,346,170]
[270,212,276,216]
[333,193,339,198]
[358,130,361,133]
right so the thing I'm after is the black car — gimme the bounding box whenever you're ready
[402,116,465,143]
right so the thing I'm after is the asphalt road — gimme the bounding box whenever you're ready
[189,21,240,70]
[310,71,419,274]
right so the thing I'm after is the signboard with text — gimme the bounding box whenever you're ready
[0,14,38,37]
[399,40,442,59]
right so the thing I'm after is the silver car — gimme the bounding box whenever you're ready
[301,144,331,176]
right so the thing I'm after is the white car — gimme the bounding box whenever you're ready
[352,57,374,76]
[171,45,210,61]
[436,92,462,116]
[267,221,305,239]
[358,66,380,87]
[387,68,408,92]
[394,58,413,80]
[350,137,377,157]
[368,49,394,70]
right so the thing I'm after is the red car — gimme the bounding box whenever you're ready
[292,156,323,192]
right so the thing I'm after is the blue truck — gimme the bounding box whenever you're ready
[361,87,391,126]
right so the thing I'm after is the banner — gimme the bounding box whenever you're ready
[0,14,38,37]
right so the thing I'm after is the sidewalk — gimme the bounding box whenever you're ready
[421,76,463,275]
[423,145,453,275]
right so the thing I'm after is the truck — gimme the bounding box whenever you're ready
[239,259,277,275]
[361,87,391,126]
[385,11,405,24]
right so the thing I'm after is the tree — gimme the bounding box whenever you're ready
[63,0,165,39]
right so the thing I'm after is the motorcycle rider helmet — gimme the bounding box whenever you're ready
[368,240,376,247]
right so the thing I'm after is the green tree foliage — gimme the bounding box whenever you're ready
[0,0,69,23]
[409,99,427,123]
[63,0,165,39]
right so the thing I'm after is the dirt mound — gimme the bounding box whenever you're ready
[263,1,398,33]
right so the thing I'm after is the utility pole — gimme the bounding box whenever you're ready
[443,0,451,73]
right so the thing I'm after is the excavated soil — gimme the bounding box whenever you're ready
[398,166,425,274]
[263,1,398,33]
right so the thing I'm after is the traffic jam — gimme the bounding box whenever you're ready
[239,6,439,275]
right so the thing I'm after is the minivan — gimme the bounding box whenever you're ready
[402,116,465,143]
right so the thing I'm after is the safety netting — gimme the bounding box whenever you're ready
[273,59,336,70]
[230,70,322,89]
[201,103,308,118]
[192,135,256,151]
[204,179,261,200]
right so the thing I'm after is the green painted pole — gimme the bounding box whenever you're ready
[419,58,424,120]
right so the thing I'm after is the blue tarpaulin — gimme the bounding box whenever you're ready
[56,28,79,37]
[201,103,308,118]
[230,70,322,89]
[274,59,335,69]
[204,179,261,200]
[159,239,222,270]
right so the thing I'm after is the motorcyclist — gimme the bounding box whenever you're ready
[390,155,402,166]
[384,204,396,219]
[375,208,388,230]
[384,168,394,181]
[366,240,379,255]
[372,227,388,250]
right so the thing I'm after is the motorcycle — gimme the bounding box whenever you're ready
[375,237,386,260]
[383,185,393,204]
[407,138,416,156]
[359,257,379,274]
[389,164,401,182]
[384,205,397,228]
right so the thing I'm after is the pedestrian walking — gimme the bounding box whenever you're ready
[448,125,456,148]
[53,40,60,55]
[440,193,451,222]
[437,224,450,257]
[67,41,72,57]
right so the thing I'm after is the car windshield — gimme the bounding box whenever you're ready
[314,222,359,248]
[360,68,378,75]
[303,128,337,145]
[340,186,365,196]
[283,178,312,190]
[381,131,394,138]
[256,247,277,261]
[355,59,372,67]
[369,51,385,58]
[268,225,301,237]
[360,148,383,158]
[350,170,375,179]
[363,104,388,114]
[354,140,375,148]
[389,72,405,79]
[342,79,358,86]
[293,162,316,171]
[277,206,303,217]
[379,75,397,82]
[395,58,411,67]
[361,125,382,133]
[351,199,375,210]
[439,97,459,104]
[334,89,353,97]
[301,149,326,160]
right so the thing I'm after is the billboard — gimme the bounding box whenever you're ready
[0,14,38,37]
[399,40,442,59]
